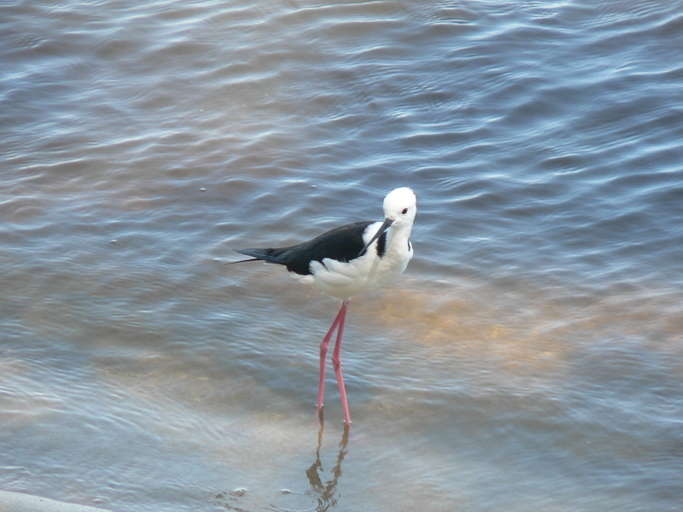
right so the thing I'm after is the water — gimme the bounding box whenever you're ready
[2,0,683,510]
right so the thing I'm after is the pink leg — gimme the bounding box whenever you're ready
[317,302,348,421]
[332,300,351,424]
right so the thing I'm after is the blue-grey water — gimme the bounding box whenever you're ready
[2,1,683,511]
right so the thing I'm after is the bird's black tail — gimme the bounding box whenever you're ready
[229,248,288,266]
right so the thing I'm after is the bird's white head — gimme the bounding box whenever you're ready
[358,187,417,257]
[383,187,417,228]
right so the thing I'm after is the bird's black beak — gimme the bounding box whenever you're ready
[359,217,394,256]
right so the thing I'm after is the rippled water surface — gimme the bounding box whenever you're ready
[2,1,683,511]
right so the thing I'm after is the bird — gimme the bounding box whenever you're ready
[230,187,417,424]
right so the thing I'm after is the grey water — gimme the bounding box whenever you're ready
[2,1,683,511]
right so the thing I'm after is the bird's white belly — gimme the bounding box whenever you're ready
[302,248,411,300]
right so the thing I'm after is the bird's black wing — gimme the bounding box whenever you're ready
[234,221,373,276]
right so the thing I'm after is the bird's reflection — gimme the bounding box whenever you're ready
[211,419,350,512]
[305,418,350,511]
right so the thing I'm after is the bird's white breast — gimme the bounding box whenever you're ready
[301,222,413,300]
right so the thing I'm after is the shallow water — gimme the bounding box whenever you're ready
[2,0,683,511]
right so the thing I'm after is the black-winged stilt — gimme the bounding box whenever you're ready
[231,187,417,424]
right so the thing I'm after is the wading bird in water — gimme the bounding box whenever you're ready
[231,187,417,424]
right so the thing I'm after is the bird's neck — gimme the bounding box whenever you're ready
[386,224,411,252]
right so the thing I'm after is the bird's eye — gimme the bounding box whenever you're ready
[401,208,408,214]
